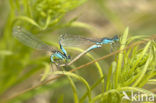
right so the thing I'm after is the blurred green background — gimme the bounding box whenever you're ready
[0,0,156,103]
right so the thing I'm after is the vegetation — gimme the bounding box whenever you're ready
[0,0,155,103]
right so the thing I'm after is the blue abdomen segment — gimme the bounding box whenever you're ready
[59,41,68,57]
[98,39,114,45]
[96,35,119,45]
[87,44,101,51]
[61,46,68,56]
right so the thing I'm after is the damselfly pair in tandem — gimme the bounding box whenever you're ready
[12,26,120,67]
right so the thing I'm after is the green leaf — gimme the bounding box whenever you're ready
[40,62,51,81]
[91,89,121,103]
[115,27,129,88]
[16,16,41,29]
[0,50,13,56]
[53,71,92,102]
[132,42,152,87]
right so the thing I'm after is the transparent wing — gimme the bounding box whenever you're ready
[79,35,120,43]
[13,26,56,52]
[60,34,95,48]
[79,37,103,43]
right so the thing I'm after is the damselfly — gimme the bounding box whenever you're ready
[13,26,70,65]
[60,34,120,51]
[58,34,119,66]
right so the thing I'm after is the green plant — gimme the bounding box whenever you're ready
[0,0,156,103]
[1,26,156,103]
[0,0,86,102]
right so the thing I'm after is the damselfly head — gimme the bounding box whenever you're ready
[60,34,66,40]
[113,35,119,42]
[67,55,71,59]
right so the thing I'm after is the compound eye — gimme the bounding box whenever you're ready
[68,55,71,59]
